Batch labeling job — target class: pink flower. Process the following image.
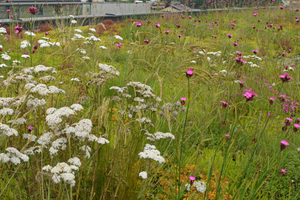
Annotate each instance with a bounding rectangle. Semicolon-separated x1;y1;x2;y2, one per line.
295;8;300;12
294;124;300;132
28;6;38;15
28;125;33;131
136;22;142;27
225;134;230;137
281;140;289;146
155;23;161;28
297;147;300;151
267;112;270;117
281;169;286;173
144;39;149;43
14;25;23;34
178;34;182;38
279;73;293;82
189;176;195;181
286;117;293;122
227;33;233;38
233;42;238;46
280;6;284;9
252;50;259;54
220;101;231;108
45;32;49;35
186;68;194;78
243;88;258;101
296;19;299;22
6;9;10;13
176;24;181;28
116;43;122;48
164;30;170;34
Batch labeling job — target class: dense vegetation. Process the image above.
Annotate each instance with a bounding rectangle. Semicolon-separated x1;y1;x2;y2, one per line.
0;3;299;199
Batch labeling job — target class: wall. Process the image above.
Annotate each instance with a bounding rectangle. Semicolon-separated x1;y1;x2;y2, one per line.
91;3;152;15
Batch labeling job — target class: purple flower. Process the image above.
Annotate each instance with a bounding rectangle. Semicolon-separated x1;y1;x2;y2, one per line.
144;39;149;43
186;68;194;78
227;33;233;38
252;50;259;54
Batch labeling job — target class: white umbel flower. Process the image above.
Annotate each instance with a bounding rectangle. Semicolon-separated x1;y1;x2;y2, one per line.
139;171;147;179
99;63;120;76
70;104;83;111
193;181;206;193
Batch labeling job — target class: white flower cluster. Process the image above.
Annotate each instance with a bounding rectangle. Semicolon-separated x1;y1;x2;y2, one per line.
109;86;127;94
33;65;55;73
136;117;153;125
50;137;67;156
114;35;123;40
24;31;36;36
42;160;80;187
145;131;175;141
76;48;86;54
127;82;161;101
1;52;11;61
0;123;18;136
74;29;82;33
246;61;260;68
20;40;31;48
193;181;206;193
80;145;91;158
207;51;221;57
0;147;29;165
27;98;46;108
0;108;13;116
37;132;53;147
139;144;165;163
86;35;101;41
25;83;65;96
99;63;120;76
46;107;76;129
7;117;26;126
242;55;262;61
71;33;84;40
139;171;147;179
0;27;7;34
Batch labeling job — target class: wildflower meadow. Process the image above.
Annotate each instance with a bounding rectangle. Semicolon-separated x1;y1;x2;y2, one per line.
0;2;300;200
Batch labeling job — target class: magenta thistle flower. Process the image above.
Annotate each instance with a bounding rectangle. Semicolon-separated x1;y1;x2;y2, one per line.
296;19;300;22
298;147;300;151
233;42;238;47
243;88;258;101
28;6;38;15
281;169;286;173
252;50;259;54
6;9;10;13
186;68;194;78
252;25;256;29
295;8;300;12
45;32;49;35
164;30;170;34
144;39;149;43
227;34;233;38
178;34;182;38
116;43;122;48
135;22;142;27
189;176;195;181
155;23;161;28
220;101;231;109
279;73;293;82
176;24;181;28
225;134;230;137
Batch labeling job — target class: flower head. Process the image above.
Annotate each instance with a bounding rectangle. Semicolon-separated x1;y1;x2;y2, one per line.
135;22;142;27
116;43;122;48
186;68;194;78
279;73;293;82
220;101;230;109
280;140;289;151
227;34;233;38
28;125;33;131
155;23;161;28
28;6;38;15
252;50;259;54
243;88;258;101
